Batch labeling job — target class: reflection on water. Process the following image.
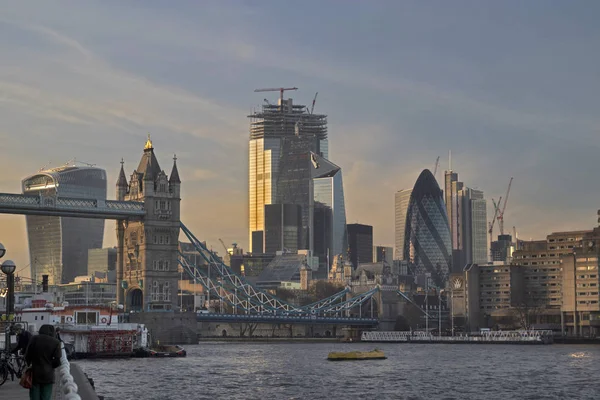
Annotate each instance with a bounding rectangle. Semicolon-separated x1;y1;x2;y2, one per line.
79;343;600;400
569;352;590;358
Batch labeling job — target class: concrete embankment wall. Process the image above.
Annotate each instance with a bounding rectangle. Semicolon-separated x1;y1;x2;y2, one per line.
129;312;197;344
197;322;342;338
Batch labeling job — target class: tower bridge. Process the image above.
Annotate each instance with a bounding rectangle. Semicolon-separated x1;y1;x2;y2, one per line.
0;137;380;327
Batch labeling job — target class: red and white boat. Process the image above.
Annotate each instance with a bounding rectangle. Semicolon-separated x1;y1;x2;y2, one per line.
14;300;149;358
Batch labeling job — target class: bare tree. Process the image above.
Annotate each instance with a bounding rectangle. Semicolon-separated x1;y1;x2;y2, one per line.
511;294;547;330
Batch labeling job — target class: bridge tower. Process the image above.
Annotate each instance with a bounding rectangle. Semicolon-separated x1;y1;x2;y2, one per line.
116;136;181;311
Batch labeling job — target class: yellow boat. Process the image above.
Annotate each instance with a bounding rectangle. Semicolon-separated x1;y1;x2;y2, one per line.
327;349;386;361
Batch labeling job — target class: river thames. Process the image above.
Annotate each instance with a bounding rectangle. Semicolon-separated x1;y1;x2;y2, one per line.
80;342;600;399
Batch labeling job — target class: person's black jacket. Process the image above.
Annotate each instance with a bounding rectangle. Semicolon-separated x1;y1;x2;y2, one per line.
25;325;62;385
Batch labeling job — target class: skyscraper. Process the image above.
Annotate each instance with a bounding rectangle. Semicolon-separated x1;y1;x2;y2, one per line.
248;97;327;253
394;189;412;260
23;164;107;284
264;204;302;253
347;224;373;268
404;169;451;288
373;246;393;265
458;187;488;265
311;152;348;269
444;165;488;270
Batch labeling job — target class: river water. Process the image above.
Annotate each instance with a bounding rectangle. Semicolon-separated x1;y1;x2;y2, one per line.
79;342;600;399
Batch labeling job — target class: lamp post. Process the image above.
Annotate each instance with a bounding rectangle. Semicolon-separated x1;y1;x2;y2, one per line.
2;260;16;317
439;289;445;337
451;289;455;337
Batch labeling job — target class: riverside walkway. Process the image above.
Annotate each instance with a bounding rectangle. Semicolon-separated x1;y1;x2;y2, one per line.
1;363;99;400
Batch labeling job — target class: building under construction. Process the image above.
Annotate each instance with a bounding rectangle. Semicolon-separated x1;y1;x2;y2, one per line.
248;94;328;254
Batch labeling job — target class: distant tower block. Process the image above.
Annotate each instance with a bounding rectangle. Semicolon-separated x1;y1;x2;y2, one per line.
116;136;182;311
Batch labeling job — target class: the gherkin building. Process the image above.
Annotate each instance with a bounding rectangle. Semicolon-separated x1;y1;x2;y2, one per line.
403;169;451;287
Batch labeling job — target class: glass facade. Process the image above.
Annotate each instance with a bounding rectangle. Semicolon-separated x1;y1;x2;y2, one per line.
87;247;117;275
249;137;280;253
23;165;107;285
60;282;116;306
264;204;302;253
394;189;412;260
347;224;373;268
404;169;451;288
311;153;348;270
458;187;488;266
248;98;327;253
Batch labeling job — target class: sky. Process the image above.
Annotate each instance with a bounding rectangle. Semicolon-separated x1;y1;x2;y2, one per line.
0;0;599;277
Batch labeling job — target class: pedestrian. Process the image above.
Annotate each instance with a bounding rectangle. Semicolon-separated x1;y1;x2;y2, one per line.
55;327;63;343
25;324;62;400
12;325;33;356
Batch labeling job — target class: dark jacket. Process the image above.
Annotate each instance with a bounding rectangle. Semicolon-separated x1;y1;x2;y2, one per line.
13;330;32;354
25;325;62;385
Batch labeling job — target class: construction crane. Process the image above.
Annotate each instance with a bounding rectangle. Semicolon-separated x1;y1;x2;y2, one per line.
218;239;231;263
254;87;298;106
488;196;502;262
497;177;514;236
310;92;318;114
488;197;502;238
433;156;440;177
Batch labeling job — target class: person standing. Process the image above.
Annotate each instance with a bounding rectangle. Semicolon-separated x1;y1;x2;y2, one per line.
25;324;62;400
13;325;33;356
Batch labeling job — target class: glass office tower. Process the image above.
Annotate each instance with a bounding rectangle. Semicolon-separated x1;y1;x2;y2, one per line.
22;164;107;284
311;152;347;268
403;169;451;288
394;189;412;260
248;97;327;253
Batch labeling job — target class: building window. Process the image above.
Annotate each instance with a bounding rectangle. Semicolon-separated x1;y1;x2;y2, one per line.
159;236;164;244
153;236;157;244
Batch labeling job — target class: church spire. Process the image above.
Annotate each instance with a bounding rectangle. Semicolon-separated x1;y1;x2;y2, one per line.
117;158;128;187
169;154;181;183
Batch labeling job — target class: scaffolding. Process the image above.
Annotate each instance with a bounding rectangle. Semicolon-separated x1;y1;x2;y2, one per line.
249;99;327;141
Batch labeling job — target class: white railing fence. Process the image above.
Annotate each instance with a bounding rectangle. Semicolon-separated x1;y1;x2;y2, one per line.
54;342;81;400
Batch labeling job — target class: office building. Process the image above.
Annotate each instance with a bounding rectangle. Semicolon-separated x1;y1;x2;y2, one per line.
87;248;117;276
404;169;452;288
456;226;600;335
373;246;393;265
23;163;107;285
347;224;373;268
394;189;412;260
444;170;459;249
264;204;302;253
311;152;348;269
491;234;513;262
458;187;488;265
248;97;327;253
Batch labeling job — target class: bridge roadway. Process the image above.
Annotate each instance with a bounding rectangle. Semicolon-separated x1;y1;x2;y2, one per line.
196;313;379;326
0;193;145;219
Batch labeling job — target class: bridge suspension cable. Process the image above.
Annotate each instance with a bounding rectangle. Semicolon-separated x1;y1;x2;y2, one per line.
179;222;381;317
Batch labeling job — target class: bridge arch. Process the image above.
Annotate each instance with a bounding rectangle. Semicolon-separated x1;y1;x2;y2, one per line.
127;288;143;312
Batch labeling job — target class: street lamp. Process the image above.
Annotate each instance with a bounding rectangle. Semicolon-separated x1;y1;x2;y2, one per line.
439;289;445;337
1;260;17;318
0;243;6;259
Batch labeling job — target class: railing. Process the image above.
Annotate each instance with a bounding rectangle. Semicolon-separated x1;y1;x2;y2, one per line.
196;313;379;325
361;330;554;343
54;342;81;400
0;192;145;219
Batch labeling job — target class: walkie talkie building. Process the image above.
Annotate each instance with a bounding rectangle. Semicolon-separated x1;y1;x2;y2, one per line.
22;164;107;285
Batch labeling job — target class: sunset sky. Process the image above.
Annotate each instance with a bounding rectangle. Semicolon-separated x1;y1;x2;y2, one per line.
1;1;599;277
